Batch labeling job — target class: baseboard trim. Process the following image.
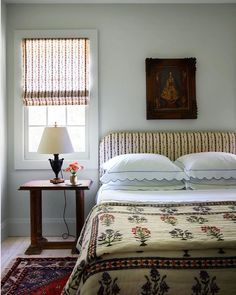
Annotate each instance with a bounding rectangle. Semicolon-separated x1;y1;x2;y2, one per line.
8;218;76;236
1;219;8;242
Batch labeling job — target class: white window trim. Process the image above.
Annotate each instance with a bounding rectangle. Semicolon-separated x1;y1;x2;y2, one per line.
14;30;98;170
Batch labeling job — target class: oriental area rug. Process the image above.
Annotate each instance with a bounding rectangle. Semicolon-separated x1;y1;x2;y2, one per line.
1;257;77;295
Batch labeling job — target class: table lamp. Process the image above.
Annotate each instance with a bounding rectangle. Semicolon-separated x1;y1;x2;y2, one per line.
37;123;74;184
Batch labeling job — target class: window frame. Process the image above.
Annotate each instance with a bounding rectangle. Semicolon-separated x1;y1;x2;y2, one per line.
14;30;98;170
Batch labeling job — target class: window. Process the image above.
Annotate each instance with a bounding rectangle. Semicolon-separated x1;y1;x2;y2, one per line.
14;30;98;169
22;37;89;160
25;105;87;159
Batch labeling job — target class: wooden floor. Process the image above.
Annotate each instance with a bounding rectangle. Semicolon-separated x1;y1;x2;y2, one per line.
1;237;79;277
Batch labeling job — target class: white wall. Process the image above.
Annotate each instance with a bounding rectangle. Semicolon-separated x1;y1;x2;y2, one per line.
6;4;236;236
1;2;8;241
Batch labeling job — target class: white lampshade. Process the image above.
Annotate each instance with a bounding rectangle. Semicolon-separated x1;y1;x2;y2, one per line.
37;126;74;154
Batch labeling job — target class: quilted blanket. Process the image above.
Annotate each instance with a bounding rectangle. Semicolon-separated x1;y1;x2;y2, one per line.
63;201;236;295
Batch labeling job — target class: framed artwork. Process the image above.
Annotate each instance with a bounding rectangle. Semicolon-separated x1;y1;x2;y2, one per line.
146;58;197;119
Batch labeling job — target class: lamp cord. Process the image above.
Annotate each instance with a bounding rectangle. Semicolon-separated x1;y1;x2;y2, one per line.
60;170;75;239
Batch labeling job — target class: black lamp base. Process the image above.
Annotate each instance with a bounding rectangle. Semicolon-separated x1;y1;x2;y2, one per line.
49;154;64;184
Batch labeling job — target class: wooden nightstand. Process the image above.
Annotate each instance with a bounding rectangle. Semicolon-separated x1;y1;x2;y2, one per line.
19;179;92;255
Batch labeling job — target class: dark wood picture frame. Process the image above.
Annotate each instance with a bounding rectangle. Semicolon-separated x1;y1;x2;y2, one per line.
146;58;197;119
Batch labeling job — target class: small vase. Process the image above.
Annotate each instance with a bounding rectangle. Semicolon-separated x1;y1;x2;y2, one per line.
70;174;78;185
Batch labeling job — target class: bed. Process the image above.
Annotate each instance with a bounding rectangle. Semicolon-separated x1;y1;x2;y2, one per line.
63;131;236;295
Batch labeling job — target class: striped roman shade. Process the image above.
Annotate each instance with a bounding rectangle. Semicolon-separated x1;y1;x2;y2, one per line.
99;131;236;176
22;38;89;106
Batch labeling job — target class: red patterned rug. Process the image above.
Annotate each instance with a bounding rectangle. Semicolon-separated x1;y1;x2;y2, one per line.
1;257;77;295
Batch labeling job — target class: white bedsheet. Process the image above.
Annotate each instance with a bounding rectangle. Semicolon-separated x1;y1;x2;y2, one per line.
96;184;236;204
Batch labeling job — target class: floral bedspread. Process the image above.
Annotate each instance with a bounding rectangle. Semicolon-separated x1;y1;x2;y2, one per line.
63;201;236;295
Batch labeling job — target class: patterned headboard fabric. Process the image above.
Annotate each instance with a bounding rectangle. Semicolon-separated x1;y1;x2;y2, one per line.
99;131;236;176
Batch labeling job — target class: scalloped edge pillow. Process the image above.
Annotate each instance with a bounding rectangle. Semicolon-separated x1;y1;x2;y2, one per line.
100;153;188;184
175;152;236;180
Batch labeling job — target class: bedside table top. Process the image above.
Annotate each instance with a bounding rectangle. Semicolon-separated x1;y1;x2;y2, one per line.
19;179;92;191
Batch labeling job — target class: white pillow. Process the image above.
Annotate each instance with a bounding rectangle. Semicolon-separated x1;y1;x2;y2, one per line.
101;181;185;191
100;153;188;184
187;178;236;185
186;182;236;190
185;176;236;190
175;152;236;180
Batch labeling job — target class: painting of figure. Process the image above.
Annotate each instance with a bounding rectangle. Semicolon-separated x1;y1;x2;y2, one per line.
146;58;197;119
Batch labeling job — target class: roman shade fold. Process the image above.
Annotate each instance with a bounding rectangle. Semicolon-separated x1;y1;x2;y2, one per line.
22;38;90;106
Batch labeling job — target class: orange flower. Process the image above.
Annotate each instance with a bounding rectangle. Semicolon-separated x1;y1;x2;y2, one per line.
65;162;84;175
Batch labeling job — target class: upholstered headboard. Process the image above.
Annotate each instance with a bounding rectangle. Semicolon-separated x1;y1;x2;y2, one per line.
99;131;236;176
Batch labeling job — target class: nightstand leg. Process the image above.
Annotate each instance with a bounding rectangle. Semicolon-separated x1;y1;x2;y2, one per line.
72;190;84;254
76;190;84;238
36;192;47;244
25;189;42;255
